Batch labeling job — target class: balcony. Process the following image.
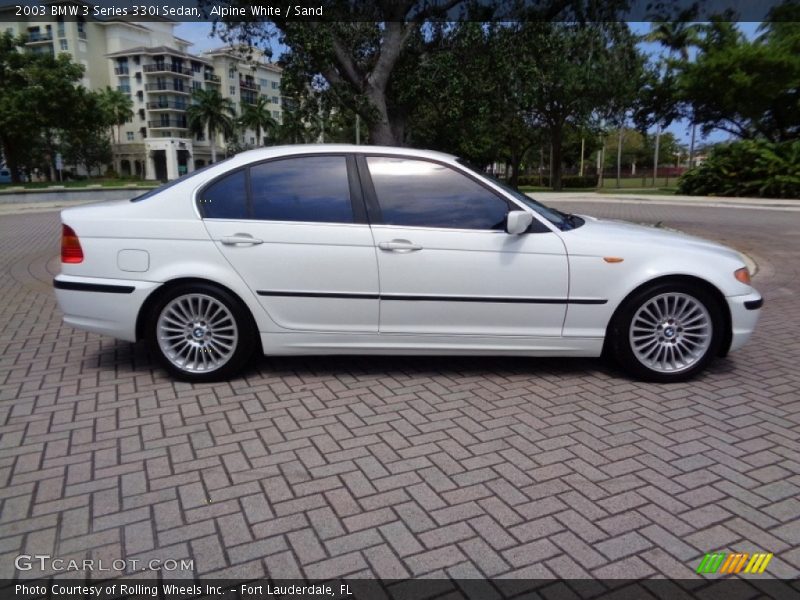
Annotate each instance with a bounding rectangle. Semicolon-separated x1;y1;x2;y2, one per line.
148;119;188;129
26;31;53;44
147;101;188;111
239;80;261;91
145;83;189;94
204;73;221;83
114;66;130;75
143;63;193;77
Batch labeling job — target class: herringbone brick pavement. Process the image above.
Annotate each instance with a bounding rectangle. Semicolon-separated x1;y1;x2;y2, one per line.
0;202;797;581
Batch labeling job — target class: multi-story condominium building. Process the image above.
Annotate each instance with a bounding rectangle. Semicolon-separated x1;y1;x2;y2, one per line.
2;14;284;180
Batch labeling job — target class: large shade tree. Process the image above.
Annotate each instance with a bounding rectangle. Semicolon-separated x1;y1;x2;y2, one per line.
211;0;632;147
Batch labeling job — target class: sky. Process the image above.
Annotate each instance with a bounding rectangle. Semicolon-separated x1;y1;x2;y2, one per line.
175;21;764;148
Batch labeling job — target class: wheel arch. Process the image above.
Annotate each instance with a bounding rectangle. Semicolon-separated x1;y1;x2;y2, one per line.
135;277;260;344
604;274;732;357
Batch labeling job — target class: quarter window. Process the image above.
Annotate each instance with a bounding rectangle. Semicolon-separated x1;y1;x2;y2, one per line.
366;157;509;230
198;169;247;219
249;156;353;223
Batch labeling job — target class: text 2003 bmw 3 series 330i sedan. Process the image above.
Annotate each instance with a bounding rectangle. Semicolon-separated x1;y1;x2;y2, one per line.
54;145;762;383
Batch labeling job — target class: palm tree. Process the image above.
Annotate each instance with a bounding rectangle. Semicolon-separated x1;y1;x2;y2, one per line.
645;23;702;167
239;96;278;147
187;89;236;163
97;86;133;144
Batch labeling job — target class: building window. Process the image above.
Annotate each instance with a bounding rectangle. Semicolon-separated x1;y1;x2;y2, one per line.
230;86;236;96
272;81;279;90
259;78;267;88
59;39;68;51
271;96;279;104
192;62;201;73
228;68;235;79
272;110;280;119
126;132;134;141
57;20;65;38
192;80;202;90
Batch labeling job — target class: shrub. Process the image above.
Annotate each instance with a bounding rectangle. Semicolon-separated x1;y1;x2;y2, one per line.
678;139;800;199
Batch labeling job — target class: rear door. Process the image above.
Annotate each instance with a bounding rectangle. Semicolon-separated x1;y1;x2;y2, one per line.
201;154;379;332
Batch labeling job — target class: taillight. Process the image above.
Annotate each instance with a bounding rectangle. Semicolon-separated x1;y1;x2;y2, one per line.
61;224;84;263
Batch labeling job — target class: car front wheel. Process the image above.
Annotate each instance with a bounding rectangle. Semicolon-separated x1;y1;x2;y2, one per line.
610;282;723;382
146;283;255;382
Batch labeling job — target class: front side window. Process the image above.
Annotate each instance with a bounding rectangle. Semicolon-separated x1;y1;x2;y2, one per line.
366;157;509;230
198;169;247;218
249;156;352;223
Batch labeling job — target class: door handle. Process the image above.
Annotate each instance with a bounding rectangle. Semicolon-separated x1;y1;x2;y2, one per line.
378;239;422;252
220;234;264;245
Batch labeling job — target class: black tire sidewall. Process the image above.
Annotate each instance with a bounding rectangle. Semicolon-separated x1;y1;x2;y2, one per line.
146;283;255;382
611;282;724;383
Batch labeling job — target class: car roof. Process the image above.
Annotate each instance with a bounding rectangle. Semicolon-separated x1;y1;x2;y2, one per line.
228;144;457;167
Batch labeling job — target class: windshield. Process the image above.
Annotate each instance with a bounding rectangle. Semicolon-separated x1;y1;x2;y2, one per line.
456;159;581;231
130;158;233;202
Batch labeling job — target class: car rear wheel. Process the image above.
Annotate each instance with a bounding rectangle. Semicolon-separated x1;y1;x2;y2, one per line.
146;283;255;382
610;282;723;382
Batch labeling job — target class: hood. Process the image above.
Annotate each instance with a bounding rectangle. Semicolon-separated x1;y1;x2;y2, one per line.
566;215;745;263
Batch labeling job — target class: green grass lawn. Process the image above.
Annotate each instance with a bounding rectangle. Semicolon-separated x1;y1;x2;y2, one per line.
0;179;159;191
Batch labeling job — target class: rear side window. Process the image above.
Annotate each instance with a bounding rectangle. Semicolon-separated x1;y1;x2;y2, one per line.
198;169;248;219
249;156;353;223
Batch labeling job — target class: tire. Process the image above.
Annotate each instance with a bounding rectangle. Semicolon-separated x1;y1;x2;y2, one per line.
146;282;256;382
608;282;724;382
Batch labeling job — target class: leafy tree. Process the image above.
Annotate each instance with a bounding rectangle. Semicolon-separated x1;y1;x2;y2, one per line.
511;22;643;189
214;0;632;148
239;96;278;146
187;88;236;162
0;32;91;182
674;13;800;142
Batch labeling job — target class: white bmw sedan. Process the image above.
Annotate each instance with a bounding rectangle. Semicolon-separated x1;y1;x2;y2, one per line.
54;145;762;383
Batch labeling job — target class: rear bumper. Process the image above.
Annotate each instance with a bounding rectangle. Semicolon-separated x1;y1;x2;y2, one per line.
54;275;158;342
726;291;763;353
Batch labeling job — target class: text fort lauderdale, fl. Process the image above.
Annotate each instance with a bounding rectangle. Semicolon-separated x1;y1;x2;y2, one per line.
211;5;323;17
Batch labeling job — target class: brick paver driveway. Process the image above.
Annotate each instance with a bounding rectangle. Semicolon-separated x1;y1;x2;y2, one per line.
0;201;798;581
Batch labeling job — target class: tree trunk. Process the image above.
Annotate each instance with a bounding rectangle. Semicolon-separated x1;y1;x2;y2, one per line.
3;142;21;184
579;137;585;176
550;124;564;191
688;122;696;168
616;129;623;188
209;126;217;163
652;125;661;187
365;89;400;146
509;150;521;189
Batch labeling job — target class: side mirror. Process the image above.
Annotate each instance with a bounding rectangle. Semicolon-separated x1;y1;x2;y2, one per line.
506;211;533;235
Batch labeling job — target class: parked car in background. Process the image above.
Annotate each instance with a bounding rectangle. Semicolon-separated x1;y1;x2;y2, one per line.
54;145;762;383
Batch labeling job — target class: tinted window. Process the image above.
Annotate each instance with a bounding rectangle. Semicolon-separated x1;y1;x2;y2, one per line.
367;157;509;230
250;156;353;223
198;169;248;218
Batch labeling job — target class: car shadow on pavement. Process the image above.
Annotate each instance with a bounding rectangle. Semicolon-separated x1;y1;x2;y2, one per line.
88;340;627;386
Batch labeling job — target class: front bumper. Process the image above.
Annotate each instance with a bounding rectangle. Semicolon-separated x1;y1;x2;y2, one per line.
54;275;159;342
726;291;763;353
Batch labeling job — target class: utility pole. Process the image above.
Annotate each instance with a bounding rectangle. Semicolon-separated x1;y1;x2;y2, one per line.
579;137;585;176
355;114;360;145
688;122;696;168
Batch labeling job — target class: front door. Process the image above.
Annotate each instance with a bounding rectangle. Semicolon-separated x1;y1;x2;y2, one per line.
201;154;379;333
361;156;569;337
